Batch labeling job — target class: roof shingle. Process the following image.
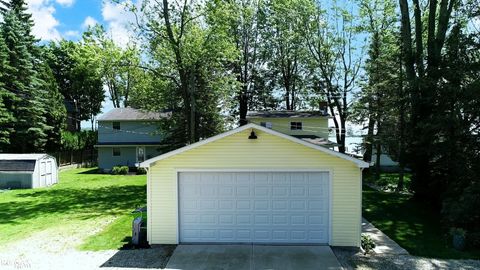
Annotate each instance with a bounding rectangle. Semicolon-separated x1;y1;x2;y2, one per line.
98;107;171;121
247;110;330;118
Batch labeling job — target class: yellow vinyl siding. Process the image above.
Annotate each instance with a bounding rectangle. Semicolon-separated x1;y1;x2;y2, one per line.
148;128;361;247
248;117;330;139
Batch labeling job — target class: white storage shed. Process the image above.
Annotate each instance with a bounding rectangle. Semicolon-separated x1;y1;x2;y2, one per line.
0;154;58;189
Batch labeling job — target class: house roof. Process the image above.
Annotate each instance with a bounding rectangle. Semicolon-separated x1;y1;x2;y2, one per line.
247;110;330;119
95;142;165;147
97;107;171;121
140;123;369;168
291;135;339;147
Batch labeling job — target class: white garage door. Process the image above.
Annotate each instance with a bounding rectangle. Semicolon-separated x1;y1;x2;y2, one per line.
179;171;330;244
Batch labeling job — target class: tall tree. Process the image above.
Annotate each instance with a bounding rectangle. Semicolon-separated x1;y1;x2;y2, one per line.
351;0;398;164
304;2;363;153
398;0;458;201
132;0;237;146
83;25;146;108
45;40;104;131
228;0;267;125
1;1;50;152
0;30;14;151
37;48;67;151
263;0;310;110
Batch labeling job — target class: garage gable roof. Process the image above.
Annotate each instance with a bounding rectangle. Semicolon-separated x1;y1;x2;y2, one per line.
140;123;369;168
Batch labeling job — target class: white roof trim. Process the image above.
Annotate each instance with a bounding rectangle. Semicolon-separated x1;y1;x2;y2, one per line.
0;153;53;161
140;123;369;168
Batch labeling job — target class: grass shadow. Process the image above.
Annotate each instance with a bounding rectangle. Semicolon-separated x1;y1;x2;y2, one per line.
78;168;104;174
1;185;146;225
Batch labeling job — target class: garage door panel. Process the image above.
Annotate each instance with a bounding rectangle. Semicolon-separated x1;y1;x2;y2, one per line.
218;186;234;196
179;172;329;244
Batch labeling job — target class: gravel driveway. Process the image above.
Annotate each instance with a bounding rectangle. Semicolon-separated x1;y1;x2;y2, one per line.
0;218;175;270
332;247;480;270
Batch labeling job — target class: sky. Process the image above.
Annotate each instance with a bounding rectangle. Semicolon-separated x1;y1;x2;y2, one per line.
27;0;135;45
25;0;138;127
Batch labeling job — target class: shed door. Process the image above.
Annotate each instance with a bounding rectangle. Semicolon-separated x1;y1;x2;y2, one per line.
178;172;329;244
40;161;46;186
46;161;52;185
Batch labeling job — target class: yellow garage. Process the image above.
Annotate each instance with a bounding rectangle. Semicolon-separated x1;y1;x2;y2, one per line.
140;123;368;247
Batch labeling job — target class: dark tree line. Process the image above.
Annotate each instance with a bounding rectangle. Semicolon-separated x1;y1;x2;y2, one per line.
0;0;105;153
353;0;480;239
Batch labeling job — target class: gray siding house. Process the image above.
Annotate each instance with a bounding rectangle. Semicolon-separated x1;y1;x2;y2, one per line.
96;107;169;171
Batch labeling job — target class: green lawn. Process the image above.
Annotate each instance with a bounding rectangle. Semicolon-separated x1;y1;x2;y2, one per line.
0;168;146;250
364;172;412;192
363;186;480;259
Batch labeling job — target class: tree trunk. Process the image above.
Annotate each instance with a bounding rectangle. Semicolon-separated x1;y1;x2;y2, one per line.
189;72;196;143
239;88;248;126
396;52;406;193
375;136;382;181
363;116;375;163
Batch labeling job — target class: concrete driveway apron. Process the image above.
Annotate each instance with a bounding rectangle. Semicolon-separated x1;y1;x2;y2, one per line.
165;245;343;270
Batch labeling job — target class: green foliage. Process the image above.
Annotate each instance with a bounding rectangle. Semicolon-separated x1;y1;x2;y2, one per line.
112;166;129;175
361;234;376;255
45;39;104;131
450;228;466;238
37;49;67;152
132;0;238;148
261;0;312;110
0;31;15;150
83;25;147;109
364;172;411;192
0;1;52;152
61;130;97;151
302;0;363;152
466;232;480;249
136;167;147;175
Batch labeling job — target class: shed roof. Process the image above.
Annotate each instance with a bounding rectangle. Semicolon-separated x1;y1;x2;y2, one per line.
98;107;171;121
247;110;330;118
0;154;50;160
0;160;36;172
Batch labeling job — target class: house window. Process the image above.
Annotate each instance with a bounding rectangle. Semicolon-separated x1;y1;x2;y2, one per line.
113;122;121;130
112;147;121;156
260;122;272;129
290;122;302;130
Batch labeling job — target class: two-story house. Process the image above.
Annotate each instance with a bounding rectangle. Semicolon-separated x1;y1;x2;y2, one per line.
96;107;170;172
246;110;337;148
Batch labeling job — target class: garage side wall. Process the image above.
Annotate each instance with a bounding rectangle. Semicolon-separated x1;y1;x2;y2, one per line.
148;129;361;247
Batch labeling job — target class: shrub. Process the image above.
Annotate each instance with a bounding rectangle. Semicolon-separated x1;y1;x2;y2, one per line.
467;232;480;248
111;166;129;175
137;167;147;175
450;228;467;251
361;234;376;255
